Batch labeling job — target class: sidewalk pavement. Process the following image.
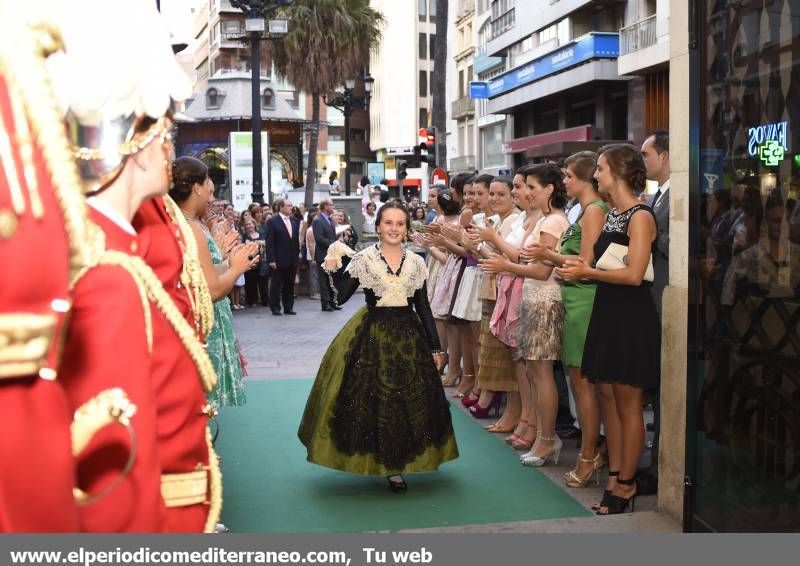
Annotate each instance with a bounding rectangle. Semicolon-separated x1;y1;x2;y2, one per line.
229;292;680;533
232;293;363;381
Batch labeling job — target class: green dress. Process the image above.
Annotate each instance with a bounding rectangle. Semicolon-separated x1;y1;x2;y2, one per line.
298;245;458;475
560;200;609;368
204;230;246;407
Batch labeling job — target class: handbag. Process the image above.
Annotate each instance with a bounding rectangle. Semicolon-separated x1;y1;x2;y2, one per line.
596;242;654;282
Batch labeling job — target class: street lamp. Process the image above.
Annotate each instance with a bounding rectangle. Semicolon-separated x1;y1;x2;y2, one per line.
230;0;293;205
323;73;373;196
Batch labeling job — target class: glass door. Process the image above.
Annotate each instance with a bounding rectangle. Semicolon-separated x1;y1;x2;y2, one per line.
688;0;800;532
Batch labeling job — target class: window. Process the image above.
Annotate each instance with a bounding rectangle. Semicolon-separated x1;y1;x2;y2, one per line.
205;87;222;108
459;69;465;98
328;128;343;142
429;0;436;18
350;162;365;175
429;34;436;60
419;71;428;97
289;90;300;108
419;108;429;128
418;0;426;20
221;19;241;34
419;33;427;59
261;88;274;109
481;122;505;167
350;128;366;142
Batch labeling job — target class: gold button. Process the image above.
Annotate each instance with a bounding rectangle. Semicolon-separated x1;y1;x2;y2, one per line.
0;209;18;239
130;241;138;253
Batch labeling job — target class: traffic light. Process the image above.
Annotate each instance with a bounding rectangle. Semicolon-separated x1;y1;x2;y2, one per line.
417;127;437;167
397;159;408;180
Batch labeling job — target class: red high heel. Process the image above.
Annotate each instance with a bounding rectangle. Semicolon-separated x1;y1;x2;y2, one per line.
461;391;480;407
469;392;502;418
504;419;528;445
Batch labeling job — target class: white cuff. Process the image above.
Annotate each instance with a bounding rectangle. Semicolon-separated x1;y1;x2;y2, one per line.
323;241;356;272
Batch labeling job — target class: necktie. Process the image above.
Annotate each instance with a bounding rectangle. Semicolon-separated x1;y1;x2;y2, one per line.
650;188;662;207
283;215;292;237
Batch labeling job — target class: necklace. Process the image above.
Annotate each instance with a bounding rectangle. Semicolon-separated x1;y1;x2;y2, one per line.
376;243;406;276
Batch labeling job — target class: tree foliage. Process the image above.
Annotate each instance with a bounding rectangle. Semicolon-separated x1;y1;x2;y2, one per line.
271;0;384;206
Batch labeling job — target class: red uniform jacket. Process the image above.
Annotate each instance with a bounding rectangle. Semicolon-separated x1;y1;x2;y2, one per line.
132;197;213;532
0;75;79;532
59;208;167;532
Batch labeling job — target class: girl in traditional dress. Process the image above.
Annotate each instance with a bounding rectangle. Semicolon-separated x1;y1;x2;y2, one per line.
298;201;458;493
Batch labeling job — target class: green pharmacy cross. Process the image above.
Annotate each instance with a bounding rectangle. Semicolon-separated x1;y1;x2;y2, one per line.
758;140;785;167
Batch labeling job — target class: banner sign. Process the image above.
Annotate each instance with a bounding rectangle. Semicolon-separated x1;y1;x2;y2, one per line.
470;81;490;99
229;131;269;211
487;32;620;98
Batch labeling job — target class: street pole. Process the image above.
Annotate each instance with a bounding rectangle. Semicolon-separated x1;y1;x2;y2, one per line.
250;32;264;204
343;103;351;196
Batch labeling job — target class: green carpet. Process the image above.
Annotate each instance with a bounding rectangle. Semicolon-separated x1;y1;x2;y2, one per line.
216;380;591;533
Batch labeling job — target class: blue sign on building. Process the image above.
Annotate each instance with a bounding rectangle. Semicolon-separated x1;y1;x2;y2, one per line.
470;81;490;99
487;32;620;98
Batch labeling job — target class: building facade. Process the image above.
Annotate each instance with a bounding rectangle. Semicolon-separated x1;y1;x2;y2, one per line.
481;0;630;168
619;0;670;143
369;0;438;193
449;0;477;174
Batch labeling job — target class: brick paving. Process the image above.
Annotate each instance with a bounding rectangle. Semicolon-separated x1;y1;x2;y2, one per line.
232;292;363;381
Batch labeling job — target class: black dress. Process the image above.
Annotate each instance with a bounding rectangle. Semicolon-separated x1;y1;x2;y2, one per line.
581;204;661;391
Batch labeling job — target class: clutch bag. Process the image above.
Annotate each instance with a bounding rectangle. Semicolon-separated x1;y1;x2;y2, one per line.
595;242;654;282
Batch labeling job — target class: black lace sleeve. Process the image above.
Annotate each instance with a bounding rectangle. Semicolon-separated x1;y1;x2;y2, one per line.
329;256;360;305
412;283;441;352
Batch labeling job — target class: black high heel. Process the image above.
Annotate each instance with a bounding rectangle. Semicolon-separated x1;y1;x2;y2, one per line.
591;470;619;511
597;477;636;515
387;475;407;494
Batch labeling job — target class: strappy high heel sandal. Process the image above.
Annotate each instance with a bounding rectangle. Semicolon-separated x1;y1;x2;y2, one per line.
452;374;475;398
591;470;619;511
504;419;528;445
563;452;602;488
511;423;537;450
596;477;636;515
441;370;460;387
520;433;563;467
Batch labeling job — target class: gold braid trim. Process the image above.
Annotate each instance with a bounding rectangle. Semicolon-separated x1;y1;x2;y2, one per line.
70;247;217;394
203;427;223;534
0;8;92;277
70;251;154;352
163;195;214;339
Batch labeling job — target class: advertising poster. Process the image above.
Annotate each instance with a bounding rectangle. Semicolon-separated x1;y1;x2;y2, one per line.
367;162;385;186
229;131;269;211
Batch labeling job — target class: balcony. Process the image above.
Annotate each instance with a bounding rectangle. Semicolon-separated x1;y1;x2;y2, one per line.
451;96;475;119
450;154;476;173
620;14;657;55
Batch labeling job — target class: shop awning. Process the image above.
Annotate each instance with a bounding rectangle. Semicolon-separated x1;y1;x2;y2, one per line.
502;125;592;154
525;140;629;159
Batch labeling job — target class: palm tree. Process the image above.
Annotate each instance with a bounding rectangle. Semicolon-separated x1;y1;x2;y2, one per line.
271;0;384;208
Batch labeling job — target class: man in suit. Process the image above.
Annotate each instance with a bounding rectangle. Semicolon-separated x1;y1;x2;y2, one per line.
311;198;341;311
266;198;301;315
640;128;670;495
642;129;670;317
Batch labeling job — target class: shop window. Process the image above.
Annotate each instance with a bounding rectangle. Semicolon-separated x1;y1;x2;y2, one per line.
419;33;427;59
688;0;800;533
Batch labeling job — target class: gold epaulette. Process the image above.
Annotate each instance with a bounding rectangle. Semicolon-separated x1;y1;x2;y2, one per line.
163;195;214;338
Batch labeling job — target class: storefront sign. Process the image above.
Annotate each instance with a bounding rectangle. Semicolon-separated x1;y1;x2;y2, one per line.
229;131;269;211
747;120;789;166
470;81;489;99
487;32;619;98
